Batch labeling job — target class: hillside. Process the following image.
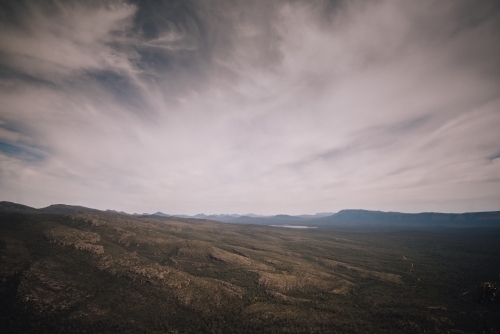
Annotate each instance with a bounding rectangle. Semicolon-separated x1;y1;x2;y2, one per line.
0;204;499;332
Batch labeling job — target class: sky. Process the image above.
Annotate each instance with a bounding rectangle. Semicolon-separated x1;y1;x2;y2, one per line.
0;0;499;215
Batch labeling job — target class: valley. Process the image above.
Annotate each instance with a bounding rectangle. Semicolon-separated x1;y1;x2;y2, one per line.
0;204;499;333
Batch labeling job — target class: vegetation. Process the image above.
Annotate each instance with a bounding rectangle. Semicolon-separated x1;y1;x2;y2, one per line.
1;210;499;333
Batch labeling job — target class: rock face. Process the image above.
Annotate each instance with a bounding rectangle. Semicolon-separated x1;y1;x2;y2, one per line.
45;227;104;255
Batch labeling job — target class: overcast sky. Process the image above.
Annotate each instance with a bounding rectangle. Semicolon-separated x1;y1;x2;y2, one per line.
0;0;499;215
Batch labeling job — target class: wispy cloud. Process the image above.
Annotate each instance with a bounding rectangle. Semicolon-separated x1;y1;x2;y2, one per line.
0;0;499;214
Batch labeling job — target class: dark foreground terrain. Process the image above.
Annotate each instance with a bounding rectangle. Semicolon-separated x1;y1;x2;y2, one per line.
0;205;499;333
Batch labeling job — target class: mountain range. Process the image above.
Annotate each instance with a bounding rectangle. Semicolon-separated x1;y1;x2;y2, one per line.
1;201;499;229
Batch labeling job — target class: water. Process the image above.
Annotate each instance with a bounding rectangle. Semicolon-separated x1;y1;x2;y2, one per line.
270;225;317;229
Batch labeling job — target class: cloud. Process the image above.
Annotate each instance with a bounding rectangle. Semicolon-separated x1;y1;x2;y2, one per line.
0;0;137;79
0;0;499;214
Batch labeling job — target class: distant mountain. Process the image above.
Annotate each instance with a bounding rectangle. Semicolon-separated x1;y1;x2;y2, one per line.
1;201;499;229
106;209;129;215
171;214;193;218
297;212;335;219
39;204;99;214
168;213;246;220
172;209;500;229
313;209;500;228
107;209;500;228
216;215;264;224
272;214;305;221
203;214;306;225
153;211;170;217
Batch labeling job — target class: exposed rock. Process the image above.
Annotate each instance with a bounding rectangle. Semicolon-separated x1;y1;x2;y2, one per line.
45;227;103;255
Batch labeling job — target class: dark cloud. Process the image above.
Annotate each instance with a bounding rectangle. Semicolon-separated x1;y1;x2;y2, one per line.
126;0;288;101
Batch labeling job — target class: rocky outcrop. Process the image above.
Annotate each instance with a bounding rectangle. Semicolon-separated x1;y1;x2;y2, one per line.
45;227;104;255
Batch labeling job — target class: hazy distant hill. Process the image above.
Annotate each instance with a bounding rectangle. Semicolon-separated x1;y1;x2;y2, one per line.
2;201;499;229
297;212;335;219
152;211;170;217
168;209;500;229
313;209;500;228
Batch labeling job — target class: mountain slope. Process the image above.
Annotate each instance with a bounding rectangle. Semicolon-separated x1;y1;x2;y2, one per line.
0;201;38;213
0;205;499;332
39;204;99;214
0;202;100;215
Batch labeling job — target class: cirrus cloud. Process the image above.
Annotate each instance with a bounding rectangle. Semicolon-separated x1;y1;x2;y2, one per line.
0;0;499;215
